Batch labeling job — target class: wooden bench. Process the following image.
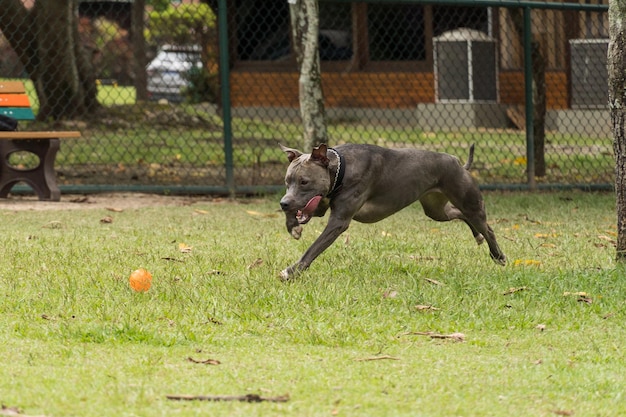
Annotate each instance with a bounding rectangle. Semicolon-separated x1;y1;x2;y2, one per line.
0;80;81;201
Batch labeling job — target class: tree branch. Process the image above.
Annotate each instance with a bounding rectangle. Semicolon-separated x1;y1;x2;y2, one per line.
166;394;290;403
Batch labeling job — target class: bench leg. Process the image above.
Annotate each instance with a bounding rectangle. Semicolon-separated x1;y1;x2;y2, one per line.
0;138;61;201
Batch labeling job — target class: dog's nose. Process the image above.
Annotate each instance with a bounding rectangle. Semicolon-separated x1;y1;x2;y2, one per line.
280;198;291;212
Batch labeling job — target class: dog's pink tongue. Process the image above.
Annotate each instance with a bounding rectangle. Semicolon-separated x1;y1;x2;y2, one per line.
302;195;322;214
296;195;322;223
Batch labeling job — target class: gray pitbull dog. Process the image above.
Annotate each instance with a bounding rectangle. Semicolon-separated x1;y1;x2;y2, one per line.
279;143;506;280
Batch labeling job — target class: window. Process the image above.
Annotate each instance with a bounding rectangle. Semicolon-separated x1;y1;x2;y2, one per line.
234;0;290;61
231;1;491;72
233;0;352;63
319;3;353;61
367;4;425;61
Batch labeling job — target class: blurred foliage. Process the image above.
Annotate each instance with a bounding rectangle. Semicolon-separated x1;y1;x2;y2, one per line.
146;3;216;46
146;0;171;13
183;65;218;104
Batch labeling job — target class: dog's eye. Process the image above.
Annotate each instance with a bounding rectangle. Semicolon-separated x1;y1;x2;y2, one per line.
300;179;309;186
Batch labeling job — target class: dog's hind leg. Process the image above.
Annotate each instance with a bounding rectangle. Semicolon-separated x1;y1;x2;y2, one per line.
463;213;506;265
420;192;506;265
419;193;485;244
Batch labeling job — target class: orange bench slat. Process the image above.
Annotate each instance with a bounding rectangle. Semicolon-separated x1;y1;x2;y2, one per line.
0;94;31;107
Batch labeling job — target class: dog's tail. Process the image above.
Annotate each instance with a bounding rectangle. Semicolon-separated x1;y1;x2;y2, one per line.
463;144;475;170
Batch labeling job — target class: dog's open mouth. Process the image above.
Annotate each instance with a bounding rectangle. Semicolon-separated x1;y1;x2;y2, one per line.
296;195;322;224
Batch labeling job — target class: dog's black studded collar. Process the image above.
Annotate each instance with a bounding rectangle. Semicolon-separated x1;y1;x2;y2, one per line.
326;148;345;198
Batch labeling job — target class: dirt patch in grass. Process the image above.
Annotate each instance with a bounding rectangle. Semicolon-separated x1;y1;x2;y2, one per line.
0;193;227;211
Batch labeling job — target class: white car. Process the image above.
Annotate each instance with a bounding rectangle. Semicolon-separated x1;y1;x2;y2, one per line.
146;45;202;102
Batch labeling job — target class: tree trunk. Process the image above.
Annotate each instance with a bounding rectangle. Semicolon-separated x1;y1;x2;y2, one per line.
0;0;37;78
0;0;99;120
608;0;626;261
132;0;148;101
71;4;99;115
509;8;547;177
531;41;547;178
289;0;328;149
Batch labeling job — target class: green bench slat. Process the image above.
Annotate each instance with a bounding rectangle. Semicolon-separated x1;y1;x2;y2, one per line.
0;107;35;120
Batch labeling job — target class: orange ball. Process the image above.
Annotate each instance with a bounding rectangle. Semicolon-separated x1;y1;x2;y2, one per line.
129;268;152;292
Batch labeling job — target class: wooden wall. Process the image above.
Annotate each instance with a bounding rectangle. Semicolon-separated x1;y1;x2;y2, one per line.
231;71;568;109
499;71;568;109
231;72;435;108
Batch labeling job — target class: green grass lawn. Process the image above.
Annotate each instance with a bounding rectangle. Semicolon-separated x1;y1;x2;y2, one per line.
0;191;624;416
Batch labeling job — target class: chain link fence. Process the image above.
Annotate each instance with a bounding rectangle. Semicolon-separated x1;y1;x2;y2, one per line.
0;0;612;196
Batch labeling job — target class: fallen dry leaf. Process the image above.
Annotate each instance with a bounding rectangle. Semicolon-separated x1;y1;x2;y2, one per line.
187;357;221;365
0;405;46;417
106;207;123;213
513;259;542;267
513;156;527;166
248;258;263;269
246;210;278;218
42;221;63;229
564;291;592;304
354;355;400;362
401;331;465;342
100;216;113;224
178;243;193;253
410;255;439;262
424;277;444;285
383;289;398;299
534;233;557;239
194;209;209;215
431;332;465;342
203;317;223;325
503;286;529;295
563;291;588;297
158;317;176;326
551;410;574;416
597;235;616;245
415;305;440;311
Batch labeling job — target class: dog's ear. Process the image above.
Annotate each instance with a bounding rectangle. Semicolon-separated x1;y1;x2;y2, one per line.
280;144;302;163
310;143;329;166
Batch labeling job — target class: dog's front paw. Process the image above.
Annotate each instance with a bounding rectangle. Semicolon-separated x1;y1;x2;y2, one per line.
279;264;302;281
491;253;507;266
279;269;291;281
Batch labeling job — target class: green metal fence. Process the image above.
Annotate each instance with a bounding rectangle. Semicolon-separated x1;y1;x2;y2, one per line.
0;0;612;196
